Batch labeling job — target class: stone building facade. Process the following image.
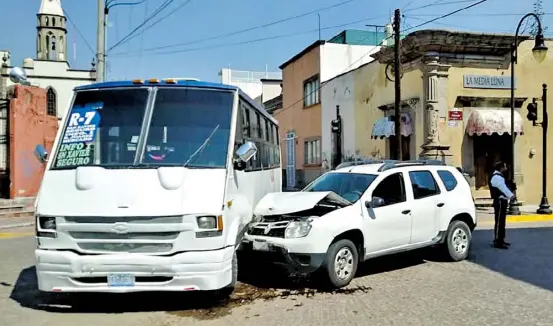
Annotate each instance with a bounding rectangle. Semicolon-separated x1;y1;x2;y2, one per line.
339;29;553;204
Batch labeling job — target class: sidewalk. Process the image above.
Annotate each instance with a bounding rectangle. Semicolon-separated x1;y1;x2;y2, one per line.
477;205;553;223
0;215;34;230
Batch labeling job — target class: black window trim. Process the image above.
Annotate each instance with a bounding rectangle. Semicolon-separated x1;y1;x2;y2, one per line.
436;169;458;192
408;170;442;200
237;96;281;173
371;171;407;207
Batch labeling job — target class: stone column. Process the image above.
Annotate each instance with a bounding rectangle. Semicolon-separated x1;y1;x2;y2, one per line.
419;52;452;162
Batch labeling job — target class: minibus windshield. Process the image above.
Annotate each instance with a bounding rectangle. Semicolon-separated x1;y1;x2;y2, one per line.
51;87;234;170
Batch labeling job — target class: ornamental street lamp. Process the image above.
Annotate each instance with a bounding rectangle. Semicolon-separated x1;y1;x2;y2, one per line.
509;13;548;215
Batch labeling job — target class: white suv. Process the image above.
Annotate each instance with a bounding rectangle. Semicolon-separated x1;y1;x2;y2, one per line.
241;160;476;289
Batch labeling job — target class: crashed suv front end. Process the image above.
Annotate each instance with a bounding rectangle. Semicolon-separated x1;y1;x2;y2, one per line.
241;191;353;274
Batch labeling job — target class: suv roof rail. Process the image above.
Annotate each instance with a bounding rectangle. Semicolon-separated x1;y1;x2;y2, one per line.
335;159;396;170
377;159;446;172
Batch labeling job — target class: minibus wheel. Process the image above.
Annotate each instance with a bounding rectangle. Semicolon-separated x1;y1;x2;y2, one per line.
212;251;238;301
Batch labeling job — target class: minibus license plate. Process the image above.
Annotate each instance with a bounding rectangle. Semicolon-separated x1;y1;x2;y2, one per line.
107;273;135;287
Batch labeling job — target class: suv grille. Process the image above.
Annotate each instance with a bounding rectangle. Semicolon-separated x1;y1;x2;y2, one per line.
248;221;289;238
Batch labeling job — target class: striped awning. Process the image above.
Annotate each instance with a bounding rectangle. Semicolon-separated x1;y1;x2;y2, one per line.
371;113;413;139
466;109;524;136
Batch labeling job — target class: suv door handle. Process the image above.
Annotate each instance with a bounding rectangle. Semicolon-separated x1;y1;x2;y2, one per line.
437;203;445;207
401;209;411;214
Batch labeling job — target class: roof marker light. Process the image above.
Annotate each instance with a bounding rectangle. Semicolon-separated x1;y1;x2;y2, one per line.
132;79;144;84
148;79;160;84
165;79;177;84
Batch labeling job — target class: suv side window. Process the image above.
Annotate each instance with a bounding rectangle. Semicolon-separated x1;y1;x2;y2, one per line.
437;170;458;191
372;172;406;206
409;170;440;199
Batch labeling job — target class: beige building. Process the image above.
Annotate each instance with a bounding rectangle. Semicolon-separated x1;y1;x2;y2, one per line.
347;29;553;205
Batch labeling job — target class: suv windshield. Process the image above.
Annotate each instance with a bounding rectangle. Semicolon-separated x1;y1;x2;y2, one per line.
303;172;377;202
51;87;234;170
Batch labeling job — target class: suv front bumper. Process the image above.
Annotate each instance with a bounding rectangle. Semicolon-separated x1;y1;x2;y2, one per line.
240;237;325;274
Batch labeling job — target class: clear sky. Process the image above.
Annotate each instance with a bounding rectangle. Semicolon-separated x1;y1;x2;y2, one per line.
1;0;551;82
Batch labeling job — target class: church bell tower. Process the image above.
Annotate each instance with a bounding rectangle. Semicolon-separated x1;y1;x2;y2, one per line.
37;0;67;61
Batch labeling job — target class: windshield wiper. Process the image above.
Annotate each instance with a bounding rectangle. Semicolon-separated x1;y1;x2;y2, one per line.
183;124;220;168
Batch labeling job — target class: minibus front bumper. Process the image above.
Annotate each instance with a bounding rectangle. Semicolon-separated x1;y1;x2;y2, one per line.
35;246;234;293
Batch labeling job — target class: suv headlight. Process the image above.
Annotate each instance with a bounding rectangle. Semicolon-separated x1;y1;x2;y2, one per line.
285;221;312;238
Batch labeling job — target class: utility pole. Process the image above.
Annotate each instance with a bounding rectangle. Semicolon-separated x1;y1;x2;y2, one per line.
331;105;343;169
96;0;106;82
393;9;402;160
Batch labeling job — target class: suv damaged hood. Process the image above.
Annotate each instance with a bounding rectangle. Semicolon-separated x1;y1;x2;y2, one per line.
254;191;351;216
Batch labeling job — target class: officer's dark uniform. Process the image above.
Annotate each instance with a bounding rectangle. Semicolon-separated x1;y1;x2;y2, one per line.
488;170;510;247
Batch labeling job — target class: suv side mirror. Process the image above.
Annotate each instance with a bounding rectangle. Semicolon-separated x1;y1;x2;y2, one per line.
365;196;385;209
235;141;257;163
34;144;48;163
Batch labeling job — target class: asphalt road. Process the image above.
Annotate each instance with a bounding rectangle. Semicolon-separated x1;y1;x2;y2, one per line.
1;214;553;326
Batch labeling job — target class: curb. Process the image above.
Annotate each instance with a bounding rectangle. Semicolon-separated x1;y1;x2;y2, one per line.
479;214;553;226
506;214;553;223
0;222;34;230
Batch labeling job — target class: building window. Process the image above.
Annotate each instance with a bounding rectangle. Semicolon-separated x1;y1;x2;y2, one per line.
303;75;320;107
46;87;57;116
304;138;321;165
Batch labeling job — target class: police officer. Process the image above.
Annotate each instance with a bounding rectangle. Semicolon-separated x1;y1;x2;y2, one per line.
488;161;514;249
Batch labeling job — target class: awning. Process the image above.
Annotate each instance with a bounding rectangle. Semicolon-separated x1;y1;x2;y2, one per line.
466;109;524;136
371;113;413;139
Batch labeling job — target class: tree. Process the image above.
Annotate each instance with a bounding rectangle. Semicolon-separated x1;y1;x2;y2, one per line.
530;0;548;37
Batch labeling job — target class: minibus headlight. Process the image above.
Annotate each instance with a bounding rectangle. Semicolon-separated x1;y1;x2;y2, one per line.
36;216;57;239
39;216;56;230
197;216;217;229
195;215;223;238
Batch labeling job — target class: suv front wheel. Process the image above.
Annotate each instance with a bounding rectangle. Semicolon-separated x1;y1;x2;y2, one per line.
443;220;471;261
321;239;359;289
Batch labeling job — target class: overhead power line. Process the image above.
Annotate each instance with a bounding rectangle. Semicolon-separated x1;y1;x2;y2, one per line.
112;0;194;50
109;15;389;57
109;0;175;52
409;12;553;17
407;0;489;29
55;0;95;55
405;14;553;36
275;0;490;116
126;0;356;54
403;0;478;13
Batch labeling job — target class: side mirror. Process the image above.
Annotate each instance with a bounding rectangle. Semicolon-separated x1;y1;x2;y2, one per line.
34;144;48;163
365;196;385;209
236;141;257;163
233;160;247;171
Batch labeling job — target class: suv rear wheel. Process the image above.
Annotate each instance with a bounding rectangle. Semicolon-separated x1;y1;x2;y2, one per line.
321;239;358;289
443;220;471;261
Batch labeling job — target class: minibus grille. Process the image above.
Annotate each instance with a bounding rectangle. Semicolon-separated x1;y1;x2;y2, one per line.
62;216;183;254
